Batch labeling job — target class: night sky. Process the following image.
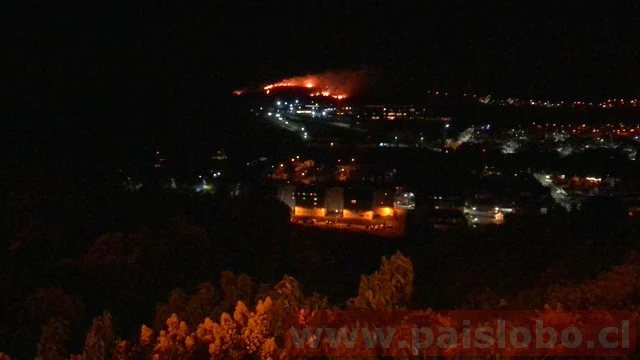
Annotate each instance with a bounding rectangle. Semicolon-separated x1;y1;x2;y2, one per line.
5;1;639;162
9;2;640;99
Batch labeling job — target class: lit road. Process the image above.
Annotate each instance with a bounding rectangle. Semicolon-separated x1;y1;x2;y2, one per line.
263;97;366;143
265;112;308;140
533;173;572;211
265;109;368;144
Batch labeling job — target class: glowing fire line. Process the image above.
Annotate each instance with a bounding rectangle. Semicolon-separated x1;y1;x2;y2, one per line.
261;79;349;100
234;70;365;100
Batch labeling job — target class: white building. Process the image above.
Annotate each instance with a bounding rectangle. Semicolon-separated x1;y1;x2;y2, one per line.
277;184;296;209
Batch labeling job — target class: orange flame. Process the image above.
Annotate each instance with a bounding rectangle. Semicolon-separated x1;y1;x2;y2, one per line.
259;70;368;100
308;91;347;100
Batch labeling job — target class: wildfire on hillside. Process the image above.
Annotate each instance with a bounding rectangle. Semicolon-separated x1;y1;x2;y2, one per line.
234;69;368;100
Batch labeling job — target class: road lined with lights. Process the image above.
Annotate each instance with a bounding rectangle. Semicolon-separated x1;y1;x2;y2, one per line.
534;173;572;211
264;99;367;142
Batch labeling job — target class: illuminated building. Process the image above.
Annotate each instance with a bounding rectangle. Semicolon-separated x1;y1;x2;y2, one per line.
362;105;422;121
359;105;451;146
463;200;505;226
361;105;450;123
343;188;374;220
395;192;416;210
212;149;228;160
294;187;325;217
431;194;464;210
373;190;396;217
277;184;296;210
325;187;344;216
335;105;354;116
373;190;395;207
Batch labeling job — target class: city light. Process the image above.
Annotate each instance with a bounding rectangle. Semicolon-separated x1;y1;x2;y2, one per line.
429;89;640;109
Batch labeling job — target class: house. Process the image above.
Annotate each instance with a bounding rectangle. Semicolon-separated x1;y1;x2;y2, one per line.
373;189;396;217
325;186;344;217
343;188;374;220
293;186;325;217
277;184;296;210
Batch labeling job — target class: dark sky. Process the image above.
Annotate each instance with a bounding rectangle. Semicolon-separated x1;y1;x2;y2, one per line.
8;1;639;103
5;0;639;159
4;0;639;170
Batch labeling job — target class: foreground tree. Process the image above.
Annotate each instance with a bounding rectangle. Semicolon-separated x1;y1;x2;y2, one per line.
348;252;413;310
35;318;69;360
139;298;277;359
70;311;114;360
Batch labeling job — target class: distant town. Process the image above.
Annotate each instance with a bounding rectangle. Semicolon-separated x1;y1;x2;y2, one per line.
115;85;640;239
8;3;640;359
